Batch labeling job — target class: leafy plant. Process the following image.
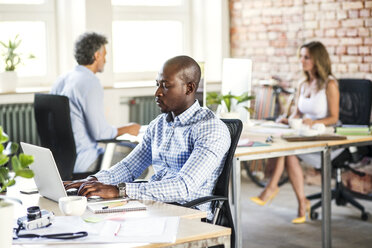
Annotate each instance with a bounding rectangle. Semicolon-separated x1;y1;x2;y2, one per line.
0;127;34;192
0;34;35;71
207;91;255;113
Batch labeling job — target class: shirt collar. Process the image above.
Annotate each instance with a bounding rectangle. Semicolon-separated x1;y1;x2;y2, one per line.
167;100;200;125
75;65;95;77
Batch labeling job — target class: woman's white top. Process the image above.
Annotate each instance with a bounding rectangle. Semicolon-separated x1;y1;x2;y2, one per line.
296;76;342;169
297;84;328;120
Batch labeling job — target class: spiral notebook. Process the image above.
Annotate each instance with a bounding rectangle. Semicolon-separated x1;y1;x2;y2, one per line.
87;200;147;214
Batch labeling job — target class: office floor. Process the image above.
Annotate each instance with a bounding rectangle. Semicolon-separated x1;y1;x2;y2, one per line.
241;171;372;248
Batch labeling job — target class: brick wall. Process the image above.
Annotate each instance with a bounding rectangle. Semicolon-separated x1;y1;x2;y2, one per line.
230;0;372;86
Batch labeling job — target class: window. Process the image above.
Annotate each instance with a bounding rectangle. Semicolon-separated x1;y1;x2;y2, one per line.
112;0;182;6
0;0;44;4
112;21;183;73
0;22;46;77
0;0;56;86
111;0;190;81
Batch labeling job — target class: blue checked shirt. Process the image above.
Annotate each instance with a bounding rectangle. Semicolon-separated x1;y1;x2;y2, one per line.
94;101;231;218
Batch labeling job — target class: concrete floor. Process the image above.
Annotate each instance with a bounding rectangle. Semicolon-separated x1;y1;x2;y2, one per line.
241;172;372;248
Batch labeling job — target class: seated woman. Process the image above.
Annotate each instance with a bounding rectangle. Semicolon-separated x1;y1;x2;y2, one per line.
250;41;340;224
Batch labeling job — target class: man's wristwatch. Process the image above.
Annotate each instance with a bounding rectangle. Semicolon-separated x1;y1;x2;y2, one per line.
116;182;127;197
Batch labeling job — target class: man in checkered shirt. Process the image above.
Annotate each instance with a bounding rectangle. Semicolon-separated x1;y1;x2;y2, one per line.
65;55;231;218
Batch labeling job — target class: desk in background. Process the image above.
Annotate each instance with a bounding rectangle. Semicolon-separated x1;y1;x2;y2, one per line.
231;123;372;248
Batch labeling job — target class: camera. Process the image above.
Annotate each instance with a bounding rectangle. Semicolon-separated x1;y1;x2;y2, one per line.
17;206;54;230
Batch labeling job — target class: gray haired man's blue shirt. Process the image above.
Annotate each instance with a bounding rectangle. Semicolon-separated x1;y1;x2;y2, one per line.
51;65;117;172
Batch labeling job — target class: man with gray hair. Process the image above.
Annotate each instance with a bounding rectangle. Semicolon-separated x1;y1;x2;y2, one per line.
51;32;140;173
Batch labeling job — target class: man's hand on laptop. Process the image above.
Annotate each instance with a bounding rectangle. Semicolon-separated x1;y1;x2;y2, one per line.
63;177;97;189
77;181;119;199
118;123;141;136
64;177;119;198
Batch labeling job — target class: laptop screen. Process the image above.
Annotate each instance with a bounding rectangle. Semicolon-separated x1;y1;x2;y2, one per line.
20;142;67;202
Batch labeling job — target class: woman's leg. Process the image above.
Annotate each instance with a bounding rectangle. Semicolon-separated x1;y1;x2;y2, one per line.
258;157;285;201
285;155;309;217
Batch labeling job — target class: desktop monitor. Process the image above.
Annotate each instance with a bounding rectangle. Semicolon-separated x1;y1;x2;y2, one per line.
221;58;252;122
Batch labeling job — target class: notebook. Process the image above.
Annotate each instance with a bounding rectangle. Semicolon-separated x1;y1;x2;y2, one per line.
87;200;147;214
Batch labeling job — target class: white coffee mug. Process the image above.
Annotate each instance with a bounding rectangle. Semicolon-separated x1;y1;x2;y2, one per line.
289;118;302;130
58;196;87;216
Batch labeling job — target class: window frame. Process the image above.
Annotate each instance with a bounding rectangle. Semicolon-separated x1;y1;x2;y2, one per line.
0;0;57;87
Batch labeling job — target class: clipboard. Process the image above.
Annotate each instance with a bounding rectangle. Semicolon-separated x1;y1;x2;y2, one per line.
282;134;347;142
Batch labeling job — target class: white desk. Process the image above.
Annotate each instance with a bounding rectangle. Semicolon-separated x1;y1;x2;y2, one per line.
7;180;231;248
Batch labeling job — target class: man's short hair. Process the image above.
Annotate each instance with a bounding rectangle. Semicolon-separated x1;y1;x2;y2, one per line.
165;55;201;91
74;32;108;65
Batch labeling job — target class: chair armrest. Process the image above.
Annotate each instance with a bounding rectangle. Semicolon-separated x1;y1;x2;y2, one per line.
181;195;227;208
97;138;120;144
97;139;138;149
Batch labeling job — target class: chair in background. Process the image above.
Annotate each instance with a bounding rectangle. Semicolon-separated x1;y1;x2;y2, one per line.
181;119;243;248
244;83;295;188
307;78;372;221
33;93;99;180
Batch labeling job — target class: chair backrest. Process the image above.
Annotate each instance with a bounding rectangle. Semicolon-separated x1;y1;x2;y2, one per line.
252;84;295;120
213;118;243;247
33;93;77;181
339;79;372;125
215;119;243;196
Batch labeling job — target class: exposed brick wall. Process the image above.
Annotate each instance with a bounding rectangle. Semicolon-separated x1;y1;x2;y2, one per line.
230;0;372;86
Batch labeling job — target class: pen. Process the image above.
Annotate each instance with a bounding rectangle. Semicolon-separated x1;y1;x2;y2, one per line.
114;223;121;236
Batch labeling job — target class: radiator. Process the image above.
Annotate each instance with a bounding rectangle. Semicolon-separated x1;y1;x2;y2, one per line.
127;96;161;125
0;103;40;145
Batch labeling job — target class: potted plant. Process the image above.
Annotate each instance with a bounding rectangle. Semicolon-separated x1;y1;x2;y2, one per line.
207;91;255;119
0;34;35;92
0;126;34;248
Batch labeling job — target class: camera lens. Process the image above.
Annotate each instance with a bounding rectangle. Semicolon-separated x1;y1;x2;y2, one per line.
27;206;41;220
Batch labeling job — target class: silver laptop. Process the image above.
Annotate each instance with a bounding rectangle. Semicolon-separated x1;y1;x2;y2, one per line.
20;142;68;202
20;142;120;203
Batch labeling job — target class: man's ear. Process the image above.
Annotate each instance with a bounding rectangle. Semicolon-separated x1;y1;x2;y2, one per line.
185;82;196;95
93;51;100;62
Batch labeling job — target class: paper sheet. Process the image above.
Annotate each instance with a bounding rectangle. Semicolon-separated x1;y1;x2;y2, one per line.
247;127;295;135
13;216;179;244
259;121;290;129
99;217;178;243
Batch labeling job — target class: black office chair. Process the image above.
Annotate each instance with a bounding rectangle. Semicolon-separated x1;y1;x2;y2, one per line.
181;119;242;248
33;93;98;180
307;79;372;221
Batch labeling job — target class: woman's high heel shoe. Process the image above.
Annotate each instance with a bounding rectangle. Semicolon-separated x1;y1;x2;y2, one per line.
250;188;280;206
292;200;311;224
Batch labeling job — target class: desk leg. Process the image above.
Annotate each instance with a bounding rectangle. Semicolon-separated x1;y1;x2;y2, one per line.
232;157;241;248
100;143;117;171
321;147;331;248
